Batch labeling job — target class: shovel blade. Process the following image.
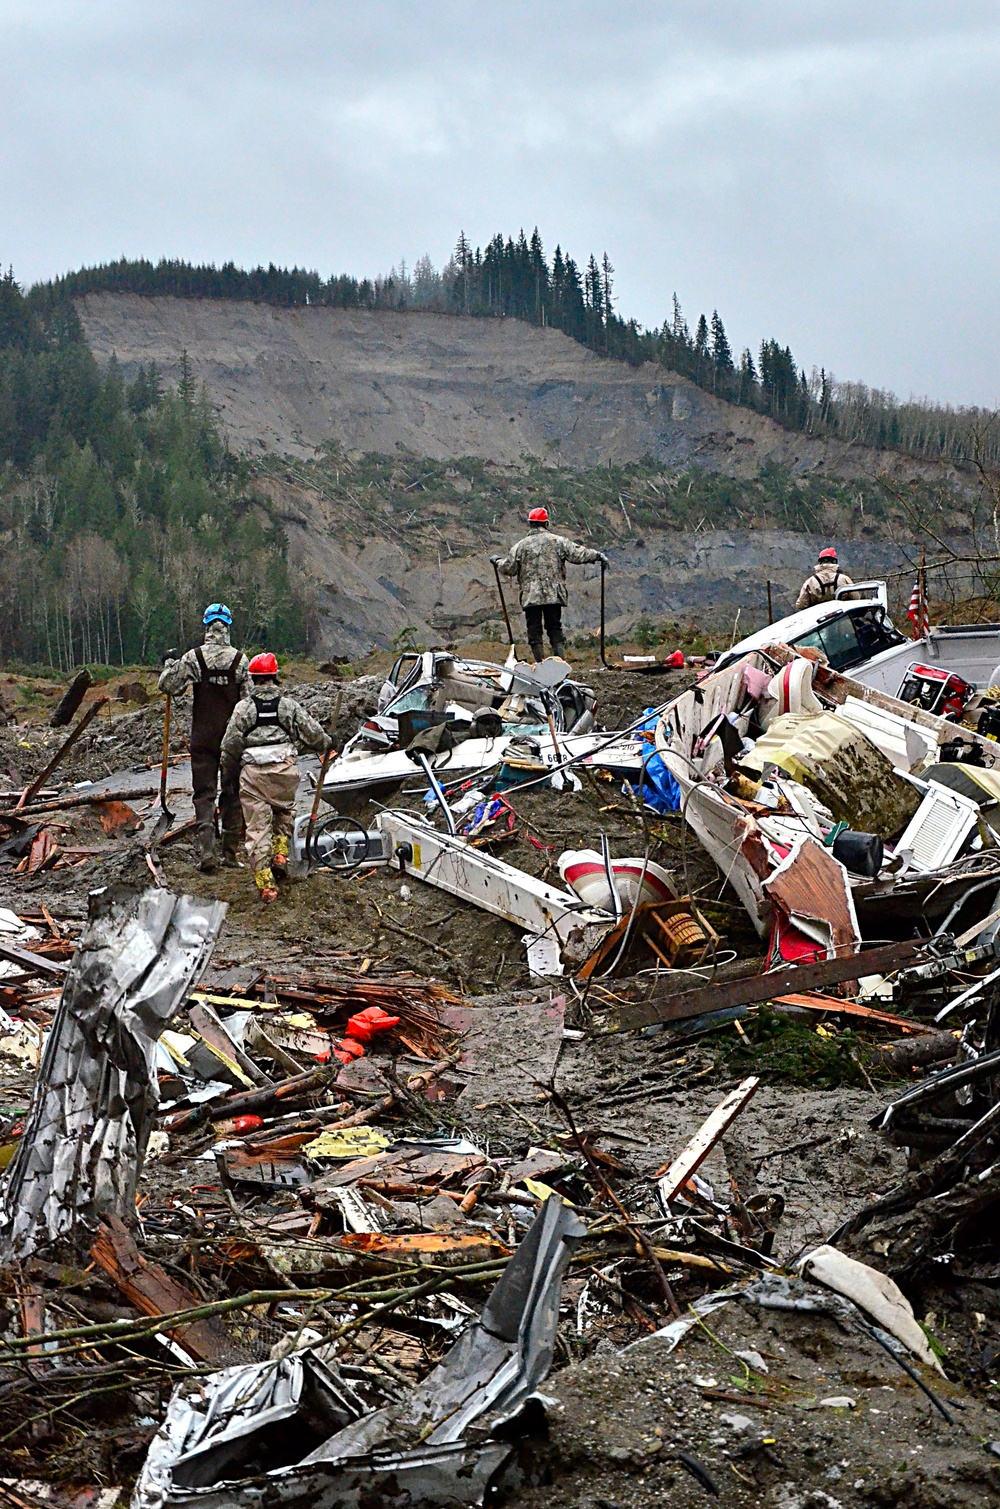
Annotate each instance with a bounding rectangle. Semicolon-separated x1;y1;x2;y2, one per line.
148;806;175;848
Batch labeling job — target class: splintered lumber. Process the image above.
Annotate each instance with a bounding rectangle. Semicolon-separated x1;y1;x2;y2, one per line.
603;940;922;1032
90;1216;251;1366
49;669;93;728
16;697;110;810
772;992;930;1035
656;1076;760;1201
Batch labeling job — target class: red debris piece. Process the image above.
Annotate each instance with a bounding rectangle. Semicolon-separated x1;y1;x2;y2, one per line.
346;1006;402;1043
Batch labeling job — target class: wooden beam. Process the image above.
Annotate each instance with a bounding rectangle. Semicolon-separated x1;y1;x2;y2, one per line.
0;941;68;978
599;939;922;1033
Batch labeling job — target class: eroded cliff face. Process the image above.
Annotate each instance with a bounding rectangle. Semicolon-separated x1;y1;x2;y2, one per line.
76;294;929;656
78;293;931;478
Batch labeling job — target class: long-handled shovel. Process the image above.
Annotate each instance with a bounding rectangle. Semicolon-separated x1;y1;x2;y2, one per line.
148;694;175;849
491;560;517;650
304;739;338;869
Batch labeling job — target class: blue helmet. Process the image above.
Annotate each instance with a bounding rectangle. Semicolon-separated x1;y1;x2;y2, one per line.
203;603;232;627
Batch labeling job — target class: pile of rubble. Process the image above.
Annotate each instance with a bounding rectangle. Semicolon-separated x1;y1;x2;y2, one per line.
2;628;1000;1507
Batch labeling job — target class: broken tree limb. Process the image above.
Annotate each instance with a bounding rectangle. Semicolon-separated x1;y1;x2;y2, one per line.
656;1076;760;1200
90;1216;252;1366
832;1095;1000;1248
49;669;93;728
15;697;110;810
600;940;923;1032
874;1031;959;1074
161;1063;337;1131
13;784;161;816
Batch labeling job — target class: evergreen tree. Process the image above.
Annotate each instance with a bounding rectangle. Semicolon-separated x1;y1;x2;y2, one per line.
710;310;734;394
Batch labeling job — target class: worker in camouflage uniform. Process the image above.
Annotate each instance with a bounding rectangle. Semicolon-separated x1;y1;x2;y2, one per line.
219;653;333;903
158;603;249;873
795;547;854;611
492;508;607;662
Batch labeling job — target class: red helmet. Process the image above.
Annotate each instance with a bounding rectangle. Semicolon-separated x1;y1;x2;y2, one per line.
817;547;838;562
528;507;549;524
248;652;278;677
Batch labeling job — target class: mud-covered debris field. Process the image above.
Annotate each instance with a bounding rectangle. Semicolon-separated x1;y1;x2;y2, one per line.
1;647;999;1509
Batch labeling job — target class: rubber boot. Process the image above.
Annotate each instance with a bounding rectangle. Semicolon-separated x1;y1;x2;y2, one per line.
220;832;242;869
549;633;566;661
272;833;290;880
529;642;545;665
195;824;218;875
254;867;278;903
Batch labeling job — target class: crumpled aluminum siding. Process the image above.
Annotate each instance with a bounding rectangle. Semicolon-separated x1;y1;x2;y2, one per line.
132;1195;586;1509
0;885;226;1259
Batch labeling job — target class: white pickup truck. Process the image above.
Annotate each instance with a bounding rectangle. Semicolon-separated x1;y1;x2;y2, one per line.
713;581;1000;696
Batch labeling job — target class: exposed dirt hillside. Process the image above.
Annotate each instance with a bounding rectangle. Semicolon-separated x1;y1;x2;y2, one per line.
76;295;948;657
262;467;916;658
78;293;939;481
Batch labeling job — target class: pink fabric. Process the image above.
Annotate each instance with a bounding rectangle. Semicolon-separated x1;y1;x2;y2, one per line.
742;665;773;701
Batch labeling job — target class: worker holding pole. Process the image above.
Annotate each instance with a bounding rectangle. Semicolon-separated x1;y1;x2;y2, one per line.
158;604;249;873
491;508;607;663
219;653;334;904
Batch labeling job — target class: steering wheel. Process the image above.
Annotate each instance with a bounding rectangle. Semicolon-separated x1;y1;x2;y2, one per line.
305;813;371;872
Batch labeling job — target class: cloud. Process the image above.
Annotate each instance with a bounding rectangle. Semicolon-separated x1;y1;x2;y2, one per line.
2;0;998;404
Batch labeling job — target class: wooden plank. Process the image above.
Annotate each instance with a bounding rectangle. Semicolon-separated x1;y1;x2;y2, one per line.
655;1076;760;1198
90;1216;251;1366
0;941;68;978
602;940;922;1033
188;1000;273;1088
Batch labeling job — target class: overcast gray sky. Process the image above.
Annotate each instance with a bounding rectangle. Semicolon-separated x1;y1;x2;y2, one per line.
3;1;997;406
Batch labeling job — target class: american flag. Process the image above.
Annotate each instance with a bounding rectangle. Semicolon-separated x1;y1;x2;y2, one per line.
908;574;929;639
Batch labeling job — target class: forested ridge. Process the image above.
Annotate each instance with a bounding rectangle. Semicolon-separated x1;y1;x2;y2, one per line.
49;229;1000;466
0;269;305;670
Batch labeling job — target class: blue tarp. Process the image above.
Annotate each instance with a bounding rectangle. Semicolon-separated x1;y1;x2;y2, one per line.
628;708;681;813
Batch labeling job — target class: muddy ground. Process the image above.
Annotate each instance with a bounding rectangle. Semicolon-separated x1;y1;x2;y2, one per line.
1;658;999;1508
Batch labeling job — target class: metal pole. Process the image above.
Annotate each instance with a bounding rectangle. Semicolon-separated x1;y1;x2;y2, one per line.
766;580;774;625
414;752;458;835
599;560;611;670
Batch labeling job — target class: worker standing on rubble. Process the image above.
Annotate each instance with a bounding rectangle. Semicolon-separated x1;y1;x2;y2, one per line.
158;604;249;874
219;653;333;904
491;508;607;663
794;547;854;611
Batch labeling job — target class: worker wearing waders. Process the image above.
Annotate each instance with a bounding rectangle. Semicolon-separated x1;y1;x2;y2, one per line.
158;604;249;873
492;508;607;663
795;547;854;611
219;653;333;903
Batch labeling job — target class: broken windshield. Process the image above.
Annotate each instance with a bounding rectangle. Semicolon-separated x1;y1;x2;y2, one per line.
791;606;904;671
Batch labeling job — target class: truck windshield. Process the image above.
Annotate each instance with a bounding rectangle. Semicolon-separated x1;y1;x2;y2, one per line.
791;607;904;671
